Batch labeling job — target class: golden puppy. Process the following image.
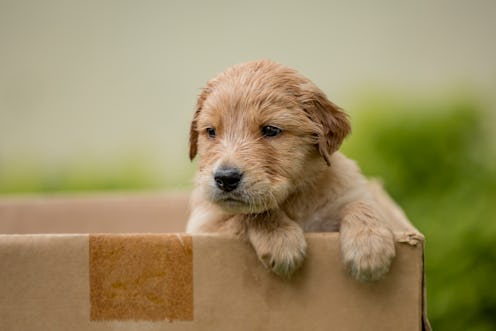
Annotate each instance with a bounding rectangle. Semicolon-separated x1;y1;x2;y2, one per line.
186;60;395;281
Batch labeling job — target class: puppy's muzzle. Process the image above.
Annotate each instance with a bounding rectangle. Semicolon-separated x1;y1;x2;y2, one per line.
214;167;243;192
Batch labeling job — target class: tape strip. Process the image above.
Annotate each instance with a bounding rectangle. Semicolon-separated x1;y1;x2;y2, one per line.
89;234;193;321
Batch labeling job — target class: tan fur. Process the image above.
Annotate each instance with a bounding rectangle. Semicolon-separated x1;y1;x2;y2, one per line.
187;60;395;281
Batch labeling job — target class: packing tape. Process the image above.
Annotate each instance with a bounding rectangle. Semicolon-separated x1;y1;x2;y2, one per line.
89;234;193;321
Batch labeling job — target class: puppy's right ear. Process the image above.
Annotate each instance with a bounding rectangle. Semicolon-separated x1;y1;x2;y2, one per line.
298;83;351;165
189;87;210;160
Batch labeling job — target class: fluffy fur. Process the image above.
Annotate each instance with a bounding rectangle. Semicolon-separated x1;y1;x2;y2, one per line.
186;60;395;281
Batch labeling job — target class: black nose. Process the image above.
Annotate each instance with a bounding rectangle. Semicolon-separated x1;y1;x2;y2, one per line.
214;167;243;192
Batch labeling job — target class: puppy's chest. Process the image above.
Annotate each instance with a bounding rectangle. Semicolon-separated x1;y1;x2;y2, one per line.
287;203;341;233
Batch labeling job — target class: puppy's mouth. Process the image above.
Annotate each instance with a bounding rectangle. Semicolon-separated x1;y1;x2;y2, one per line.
213;192;247;207
212;192;263;214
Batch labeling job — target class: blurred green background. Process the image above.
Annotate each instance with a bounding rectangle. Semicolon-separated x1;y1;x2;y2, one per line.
1;1;495;330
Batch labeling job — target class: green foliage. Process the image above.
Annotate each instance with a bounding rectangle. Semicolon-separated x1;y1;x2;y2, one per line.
342;94;496;331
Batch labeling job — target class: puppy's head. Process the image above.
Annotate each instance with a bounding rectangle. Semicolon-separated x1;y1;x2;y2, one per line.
190;60;350;214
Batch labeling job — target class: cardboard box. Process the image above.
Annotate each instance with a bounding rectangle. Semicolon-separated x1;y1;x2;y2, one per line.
0;183;430;330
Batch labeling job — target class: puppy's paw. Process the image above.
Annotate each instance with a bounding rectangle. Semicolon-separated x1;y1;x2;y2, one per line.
248;223;307;278
341;226;395;282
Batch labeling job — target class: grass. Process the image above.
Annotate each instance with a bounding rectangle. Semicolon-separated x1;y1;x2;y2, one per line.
0;156;195;194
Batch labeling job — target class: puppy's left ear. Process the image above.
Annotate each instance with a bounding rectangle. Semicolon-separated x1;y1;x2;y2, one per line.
299;83;351;165
189;87;211;160
189;109;200;160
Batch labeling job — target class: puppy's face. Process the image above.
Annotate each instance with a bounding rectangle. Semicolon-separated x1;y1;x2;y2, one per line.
190;61;350;214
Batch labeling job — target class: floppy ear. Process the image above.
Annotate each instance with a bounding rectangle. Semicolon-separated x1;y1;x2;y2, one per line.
189;87;211;160
298;83;351;165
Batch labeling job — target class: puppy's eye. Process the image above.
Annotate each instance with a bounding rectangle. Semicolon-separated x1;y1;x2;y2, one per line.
206;127;216;138
261;125;282;138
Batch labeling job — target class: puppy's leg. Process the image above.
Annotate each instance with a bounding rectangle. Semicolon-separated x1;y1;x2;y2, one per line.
246;211;307;277
340;200;395;282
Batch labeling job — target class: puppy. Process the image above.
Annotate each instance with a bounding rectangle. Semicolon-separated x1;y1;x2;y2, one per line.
186;60;395;281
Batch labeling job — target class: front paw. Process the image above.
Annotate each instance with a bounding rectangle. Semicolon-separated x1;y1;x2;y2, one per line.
341;227;396;282
248;222;307;277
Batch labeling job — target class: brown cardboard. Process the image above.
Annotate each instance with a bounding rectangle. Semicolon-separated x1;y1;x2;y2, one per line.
0;183;430;331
